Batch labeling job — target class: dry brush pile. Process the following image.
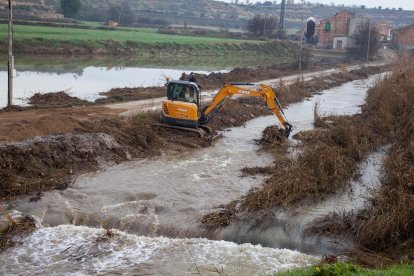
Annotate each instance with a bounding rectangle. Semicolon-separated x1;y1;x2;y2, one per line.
0;206;36;252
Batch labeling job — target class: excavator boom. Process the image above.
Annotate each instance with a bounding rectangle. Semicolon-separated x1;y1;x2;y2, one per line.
200;83;292;137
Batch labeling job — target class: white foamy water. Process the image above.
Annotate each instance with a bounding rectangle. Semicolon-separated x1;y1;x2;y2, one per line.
0;225;318;275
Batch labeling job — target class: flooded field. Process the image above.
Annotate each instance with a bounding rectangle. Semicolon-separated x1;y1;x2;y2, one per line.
0;74;386;274
0;55;280;107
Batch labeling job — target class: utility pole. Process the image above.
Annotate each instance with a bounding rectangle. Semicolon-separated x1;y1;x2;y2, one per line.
299;17;304;71
8;0;13;107
366;20;372;61
279;0;286;39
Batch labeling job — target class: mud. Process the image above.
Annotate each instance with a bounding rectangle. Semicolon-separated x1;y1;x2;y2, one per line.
0;133;127;198
95;87;165;104
28;91;91;107
0;106;124;142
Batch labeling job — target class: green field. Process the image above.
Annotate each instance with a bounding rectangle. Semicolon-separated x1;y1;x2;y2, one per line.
0;24;259;45
0;24;297;59
278;263;414;276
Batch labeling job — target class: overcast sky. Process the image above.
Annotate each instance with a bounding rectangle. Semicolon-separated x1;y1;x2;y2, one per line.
219;0;414;11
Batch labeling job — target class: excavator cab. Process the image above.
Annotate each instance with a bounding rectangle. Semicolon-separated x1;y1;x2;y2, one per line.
161;80;203;130
167;81;200;106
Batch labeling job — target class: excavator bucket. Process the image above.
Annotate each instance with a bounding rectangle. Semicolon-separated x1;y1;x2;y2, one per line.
284;122;293;138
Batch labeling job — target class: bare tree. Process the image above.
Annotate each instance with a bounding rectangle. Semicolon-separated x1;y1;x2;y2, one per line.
109;1;135;26
348;20;380;60
246;14;278;38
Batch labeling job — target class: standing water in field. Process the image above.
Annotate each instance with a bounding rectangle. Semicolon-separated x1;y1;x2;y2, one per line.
0;54;279;108
1;74;385;274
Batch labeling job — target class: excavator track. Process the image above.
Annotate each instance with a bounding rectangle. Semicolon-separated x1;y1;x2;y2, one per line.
153;123;206;138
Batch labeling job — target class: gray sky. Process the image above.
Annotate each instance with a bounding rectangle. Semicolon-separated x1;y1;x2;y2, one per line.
219;0;414;11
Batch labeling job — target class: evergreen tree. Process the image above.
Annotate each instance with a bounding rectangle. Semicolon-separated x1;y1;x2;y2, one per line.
60;0;81;18
348;20;380;60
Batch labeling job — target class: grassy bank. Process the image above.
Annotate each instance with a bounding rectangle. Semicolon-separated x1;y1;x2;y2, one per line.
0;24;297;57
278;263;414;276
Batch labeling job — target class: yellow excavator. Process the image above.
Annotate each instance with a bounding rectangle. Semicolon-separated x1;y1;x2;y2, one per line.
158;76;292;138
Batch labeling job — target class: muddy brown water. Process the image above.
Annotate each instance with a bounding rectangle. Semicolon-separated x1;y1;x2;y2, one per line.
1;74;387;275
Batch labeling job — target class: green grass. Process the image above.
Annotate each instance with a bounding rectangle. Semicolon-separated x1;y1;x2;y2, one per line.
278;263;414;276
0;24;260;45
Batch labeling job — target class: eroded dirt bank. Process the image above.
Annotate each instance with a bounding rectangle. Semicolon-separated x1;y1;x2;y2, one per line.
201;61;413;266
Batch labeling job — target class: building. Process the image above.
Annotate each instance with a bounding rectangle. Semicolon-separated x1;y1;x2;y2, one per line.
378;22;393;42
391;24;414;49
287;0;295;5
317;11;354;49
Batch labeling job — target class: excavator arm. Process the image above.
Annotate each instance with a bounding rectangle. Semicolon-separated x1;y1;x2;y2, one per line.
199;83;293;137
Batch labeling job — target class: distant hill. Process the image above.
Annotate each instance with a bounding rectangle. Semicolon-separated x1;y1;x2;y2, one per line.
1;0;414;29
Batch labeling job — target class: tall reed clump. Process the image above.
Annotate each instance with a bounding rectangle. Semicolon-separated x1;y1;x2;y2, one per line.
308;60;414;263
352;61;414;259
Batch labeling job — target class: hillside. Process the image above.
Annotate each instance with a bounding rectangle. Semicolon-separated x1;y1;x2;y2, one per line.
1;0;414;29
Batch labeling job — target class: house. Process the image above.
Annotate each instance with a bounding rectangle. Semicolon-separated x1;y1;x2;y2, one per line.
378;22;393;42
317;11;354;49
391;24;414;49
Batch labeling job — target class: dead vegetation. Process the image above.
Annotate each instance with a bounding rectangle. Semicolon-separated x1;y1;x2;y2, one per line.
308;62;414;265
0;206;36;251
244;116;379;209
256;125;287;148
28;91;91;107
201;114;382;228
95;86;165;104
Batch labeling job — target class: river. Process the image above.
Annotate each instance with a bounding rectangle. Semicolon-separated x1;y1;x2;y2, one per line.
0;74;386;275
